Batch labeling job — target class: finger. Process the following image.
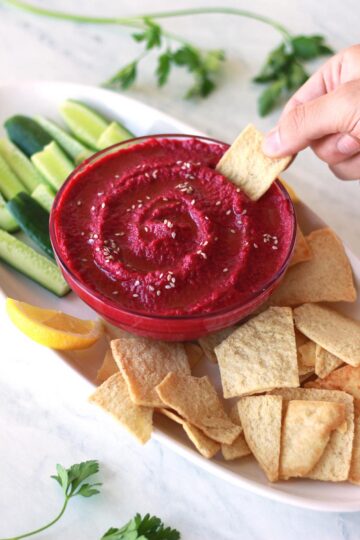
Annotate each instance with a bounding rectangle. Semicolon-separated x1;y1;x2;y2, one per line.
280;45;360;119
329;152;360;180
311;133;360;165
262;80;360;157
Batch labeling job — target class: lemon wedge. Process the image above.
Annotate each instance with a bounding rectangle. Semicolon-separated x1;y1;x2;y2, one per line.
6;298;103;350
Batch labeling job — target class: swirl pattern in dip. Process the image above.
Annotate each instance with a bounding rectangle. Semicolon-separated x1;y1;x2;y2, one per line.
53;137;294;316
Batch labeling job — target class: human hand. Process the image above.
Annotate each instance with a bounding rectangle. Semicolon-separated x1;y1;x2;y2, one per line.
262;44;360;180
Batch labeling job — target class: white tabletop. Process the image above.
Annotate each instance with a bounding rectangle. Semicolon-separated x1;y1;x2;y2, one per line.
0;1;360;538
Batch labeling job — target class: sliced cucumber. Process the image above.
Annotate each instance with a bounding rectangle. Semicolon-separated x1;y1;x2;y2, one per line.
35;115;93;163
0;154;25;199
96;121;134;149
59;100;108;150
0;137;44;191
0;193;18;232
32;183;55;212
31;141;73;191
0;230;70;296
7;192;54;259
5;115;52;157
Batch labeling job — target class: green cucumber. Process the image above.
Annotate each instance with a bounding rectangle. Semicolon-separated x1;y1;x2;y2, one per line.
59;100;108;150
5;115;52;157
31;141;73;191
0;229;70;296
97;121;134;149
0;154;25;199
32;183;55;212
0;137;44;191
7;192;54;259
35;115;93;163
0;193;18;232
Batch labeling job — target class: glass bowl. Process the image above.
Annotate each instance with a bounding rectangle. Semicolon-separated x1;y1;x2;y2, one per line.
50;134;296;341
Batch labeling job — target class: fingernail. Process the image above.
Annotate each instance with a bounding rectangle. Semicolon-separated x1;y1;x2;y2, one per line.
262;128;282;156
336;134;360;156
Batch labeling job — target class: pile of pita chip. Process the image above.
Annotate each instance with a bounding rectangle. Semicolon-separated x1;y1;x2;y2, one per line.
89;123;360;486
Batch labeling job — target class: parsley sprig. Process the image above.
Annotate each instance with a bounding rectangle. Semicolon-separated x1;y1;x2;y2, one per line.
2;1;333;115
102;513;180;540
0;460;180;540
0;460;101;540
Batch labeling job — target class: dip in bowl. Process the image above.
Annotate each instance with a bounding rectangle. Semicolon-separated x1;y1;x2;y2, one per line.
50;134;296;340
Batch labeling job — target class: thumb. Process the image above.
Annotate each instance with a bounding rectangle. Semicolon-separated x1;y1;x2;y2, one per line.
262;80;360;157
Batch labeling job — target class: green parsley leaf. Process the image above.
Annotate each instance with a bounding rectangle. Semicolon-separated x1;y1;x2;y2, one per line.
172;45;201;71
286;61;309;90
258;78;286;117
253;43;291;83
133;18;162;50
156;51;172;86
101;513;180;540
107;62;138;89
291;34;334;60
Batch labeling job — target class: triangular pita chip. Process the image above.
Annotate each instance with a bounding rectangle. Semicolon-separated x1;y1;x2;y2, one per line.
198;326;236;363
183;422;220;459
216;124;292;201
89;372;153;444
155;373;241;444
237;395;282;482
97;349;119;384
289;226;312;267
349;399;360;485
269;387;354;481
305;364;360;398
315;345;343;379
157;408;185;425
215;307;299;397
270;228;356;306
184;342;204;369
221;402;251;461
280;400;346;479
294;303;360;367
111;337;190;407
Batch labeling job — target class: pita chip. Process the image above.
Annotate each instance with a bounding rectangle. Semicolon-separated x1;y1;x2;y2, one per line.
294;303;360;367
156;373;241;444
215;307;299;397
216;124;292;201
238;395;283;482
222;402;251;461
183;422;221;459
111;337;190;407
305;364;360;398
289;226;312;267
184;342;204;369
270;228;356;306
97;349;119;384
280;400;346;479
349;400;360;485
89;372;153;444
269;387;354;481
315;345;343;379
198;326;236;363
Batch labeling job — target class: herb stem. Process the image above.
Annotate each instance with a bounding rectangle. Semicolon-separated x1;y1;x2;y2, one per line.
2;0;292;41
0;498;69;540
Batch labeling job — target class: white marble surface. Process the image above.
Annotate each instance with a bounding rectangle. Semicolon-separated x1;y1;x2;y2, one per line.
0;0;360;538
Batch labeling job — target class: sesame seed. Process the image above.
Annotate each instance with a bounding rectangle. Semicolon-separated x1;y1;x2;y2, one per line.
126;208;131;212
253;243;258;248
171;232;176;239
81;232;85;236
272;245;278;250
132;204;136;210
230;229;236;234
146;195;151;200
157;290;161;296
134;280;140;286
191;199;196;205
149;285;155;292
91;206;95;211
77;200;82;206
167;222;173;228
93;234;98;239
137;199;142;203
242;209;247;215
144;226;149;232
171;277;176;283
215;237;219;241
81;258;87;262
226;209;231;215
223;268;229;272
205;216;209;221
95;247;100;252
202;240;209;246
97;192;104;196
163;197;168;202
167;274;172;281
215;200;221;206
133;293;139;298
236;188;241;193
138;203;143;208
159;273;164;278
115;174;120;178
101;202;106;209
115;232;125;236
165;284;172;289
112;291;119;295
